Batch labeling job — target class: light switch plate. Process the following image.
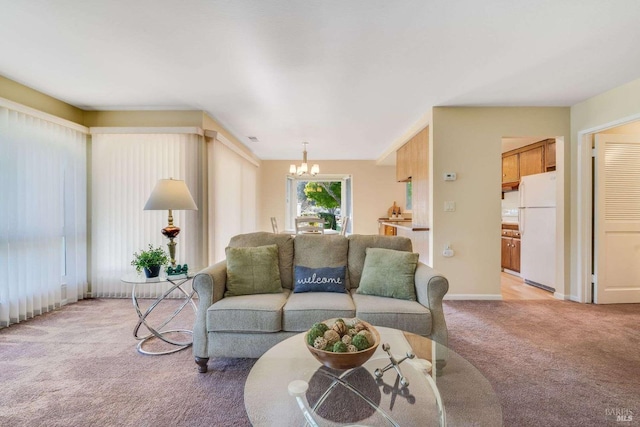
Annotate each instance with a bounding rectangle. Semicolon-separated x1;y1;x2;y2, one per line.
444;172;457;181
444;201;456;212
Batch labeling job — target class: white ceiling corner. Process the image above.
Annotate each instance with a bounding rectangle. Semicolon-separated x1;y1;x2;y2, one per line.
1;0;640;161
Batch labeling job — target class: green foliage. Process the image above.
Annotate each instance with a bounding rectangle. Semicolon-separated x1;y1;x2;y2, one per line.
317;212;336;229
131;244;169;273
304;182;341;212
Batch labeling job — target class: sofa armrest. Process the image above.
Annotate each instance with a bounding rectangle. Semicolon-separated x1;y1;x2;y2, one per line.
192;260;227;360
414;262;449;349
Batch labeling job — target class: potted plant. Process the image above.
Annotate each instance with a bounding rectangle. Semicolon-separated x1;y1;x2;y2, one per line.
131;244;169;278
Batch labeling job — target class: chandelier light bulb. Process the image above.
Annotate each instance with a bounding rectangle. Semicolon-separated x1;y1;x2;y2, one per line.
289;142;320;176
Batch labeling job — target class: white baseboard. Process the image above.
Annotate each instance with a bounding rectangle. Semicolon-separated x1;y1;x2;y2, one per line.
444;294;503;300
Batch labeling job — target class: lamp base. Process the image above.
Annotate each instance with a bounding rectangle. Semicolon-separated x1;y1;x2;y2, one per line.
161;225;180;239
162;226;180;267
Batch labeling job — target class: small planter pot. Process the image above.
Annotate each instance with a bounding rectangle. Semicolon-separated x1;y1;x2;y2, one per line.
144;265;161;278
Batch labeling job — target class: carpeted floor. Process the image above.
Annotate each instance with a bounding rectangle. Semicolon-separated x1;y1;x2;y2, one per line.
0;298;638;426
444;300;639;427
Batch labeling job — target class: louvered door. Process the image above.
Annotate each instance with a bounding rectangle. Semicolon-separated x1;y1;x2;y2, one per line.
594;134;640;303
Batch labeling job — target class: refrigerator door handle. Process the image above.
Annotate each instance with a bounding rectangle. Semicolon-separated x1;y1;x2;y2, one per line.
519;179;525;236
520;208;525;236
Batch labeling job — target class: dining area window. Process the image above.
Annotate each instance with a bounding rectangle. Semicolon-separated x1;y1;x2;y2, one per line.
285;174;352;234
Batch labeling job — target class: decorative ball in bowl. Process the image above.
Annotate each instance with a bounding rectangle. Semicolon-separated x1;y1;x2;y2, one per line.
305;318;380;370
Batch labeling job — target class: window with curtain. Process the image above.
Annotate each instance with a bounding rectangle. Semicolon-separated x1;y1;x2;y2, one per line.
210;139;258;263
91;132;206;298
0;105;87;327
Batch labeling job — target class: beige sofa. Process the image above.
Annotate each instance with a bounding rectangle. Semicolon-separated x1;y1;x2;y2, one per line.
192;232;449;373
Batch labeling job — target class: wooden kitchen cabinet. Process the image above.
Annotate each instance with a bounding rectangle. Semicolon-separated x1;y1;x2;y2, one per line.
395;126;428;229
502;154;519;184
501;229;521;272
396;141;412;182
545;140;556;170
519;146;545;177
383;225;397;236
502;139;555;190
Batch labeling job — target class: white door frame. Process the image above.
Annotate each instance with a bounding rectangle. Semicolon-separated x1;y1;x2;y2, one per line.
577;112;640;303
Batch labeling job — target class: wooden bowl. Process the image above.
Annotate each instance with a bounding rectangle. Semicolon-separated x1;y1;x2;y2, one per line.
305;319;380;370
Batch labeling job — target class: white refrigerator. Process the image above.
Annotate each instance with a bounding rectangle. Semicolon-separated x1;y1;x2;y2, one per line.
519;171;556;291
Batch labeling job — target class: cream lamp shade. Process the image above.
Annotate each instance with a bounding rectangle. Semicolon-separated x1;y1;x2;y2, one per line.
144;178;197;266
144;178;198;211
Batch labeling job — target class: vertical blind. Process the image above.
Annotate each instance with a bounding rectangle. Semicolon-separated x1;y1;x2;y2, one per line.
0;106;87;327
91;133;206;298
211;140;258;263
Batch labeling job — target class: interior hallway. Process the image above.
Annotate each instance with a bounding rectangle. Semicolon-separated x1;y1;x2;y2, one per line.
501;272;555;300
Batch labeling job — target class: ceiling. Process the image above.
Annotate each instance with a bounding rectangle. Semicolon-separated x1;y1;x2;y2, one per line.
1;1;640;162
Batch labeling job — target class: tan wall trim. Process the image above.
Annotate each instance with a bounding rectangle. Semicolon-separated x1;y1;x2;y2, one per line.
0;96;89;133
0;75;84;124
90;126;204;135
83;110;203;127
205;130;261;167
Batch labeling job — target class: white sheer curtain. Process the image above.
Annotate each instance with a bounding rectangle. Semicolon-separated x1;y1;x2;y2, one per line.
91;132;206;298
0;106;87;327
210;139;258;263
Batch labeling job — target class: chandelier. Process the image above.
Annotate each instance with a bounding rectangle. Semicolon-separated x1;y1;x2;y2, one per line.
289;142;319;176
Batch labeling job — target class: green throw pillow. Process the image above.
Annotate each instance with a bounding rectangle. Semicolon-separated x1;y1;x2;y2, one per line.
356;247;419;301
225;244;283;297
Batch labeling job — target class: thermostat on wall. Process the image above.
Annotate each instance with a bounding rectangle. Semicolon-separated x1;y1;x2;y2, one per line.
444;172;457;181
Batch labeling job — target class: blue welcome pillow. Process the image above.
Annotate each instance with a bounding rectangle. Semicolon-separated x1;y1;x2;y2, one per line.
293;265;347;293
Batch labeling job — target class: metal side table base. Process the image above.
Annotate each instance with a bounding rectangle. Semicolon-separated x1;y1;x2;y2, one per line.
126;274;197;356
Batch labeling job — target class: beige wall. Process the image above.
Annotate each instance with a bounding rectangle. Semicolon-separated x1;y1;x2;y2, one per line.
431;107;570;298
0;75;84;124
569;77;640;299
83;110;203;127
258;160;406;235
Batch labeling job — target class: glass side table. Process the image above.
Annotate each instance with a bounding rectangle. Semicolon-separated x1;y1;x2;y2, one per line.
121;271;197;355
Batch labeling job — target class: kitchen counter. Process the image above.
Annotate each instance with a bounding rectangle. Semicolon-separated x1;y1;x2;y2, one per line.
377;218;429;264
378;218;429;232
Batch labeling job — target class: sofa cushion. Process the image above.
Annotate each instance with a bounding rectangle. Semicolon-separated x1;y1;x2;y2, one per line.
224;244;282;297
294;234;350;288
229;231;294;289
352;290;431;336
282;292;355;332
207;290;290;333
293;265;347;293
347;235;413;289
356;247;419;301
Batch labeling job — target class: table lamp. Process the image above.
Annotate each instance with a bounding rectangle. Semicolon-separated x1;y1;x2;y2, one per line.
144;178;198;266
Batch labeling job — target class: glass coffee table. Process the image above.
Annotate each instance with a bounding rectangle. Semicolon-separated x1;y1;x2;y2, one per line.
244;327;502;426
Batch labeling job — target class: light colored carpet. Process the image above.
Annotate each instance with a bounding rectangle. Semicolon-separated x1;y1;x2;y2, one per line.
445;300;640;427
1;298;638;426
0;298;253;427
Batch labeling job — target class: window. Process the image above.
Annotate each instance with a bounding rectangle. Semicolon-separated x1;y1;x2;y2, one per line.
406;181;413;211
286;174;352;233
0;105;87;326
91;132;206;297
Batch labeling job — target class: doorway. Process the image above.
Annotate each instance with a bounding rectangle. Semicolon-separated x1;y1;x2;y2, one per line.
578;120;640;304
500;137;564;300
